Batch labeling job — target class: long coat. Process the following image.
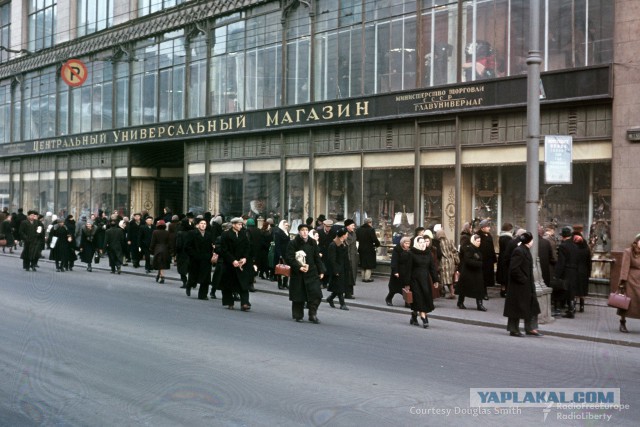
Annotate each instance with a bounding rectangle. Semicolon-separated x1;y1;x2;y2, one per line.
356;223;380;269
150;228;171;270
285;235;325;303
345;230;359;285
220;228;253;291
478;230;497;287
496;232;513;286
327;239;351;294
48;225;75;264
387;244;412;294
186;229;214;286
555;238;580;300
439;237;459;286
409;246;439;313
273;227;290;265
538;235;556;287
78;226;97;264
457;244;484;299
503;244;541;319
574;236;592;297
619;247;640;319
19;220;44;262
1;219;15;246
175;222;193;276
104;226;126;266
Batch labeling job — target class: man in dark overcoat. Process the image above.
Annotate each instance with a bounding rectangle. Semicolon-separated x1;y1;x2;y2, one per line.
220;217;253;310
317;219;335;287
477;219;497;299
139;216;155;273
555;226;580;318
503;232;542;337
286;223;326;323
105;219;126;274
185;218;214;299
19;210;44;271
126;213;142;268
356;217;381;283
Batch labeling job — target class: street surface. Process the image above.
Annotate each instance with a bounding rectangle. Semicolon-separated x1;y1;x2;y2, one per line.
0;254;638;426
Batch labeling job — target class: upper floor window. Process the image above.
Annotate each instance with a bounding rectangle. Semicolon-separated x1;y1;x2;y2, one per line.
138;0;185;16
77;0;113;37
28;0;56;52
0;2;10;63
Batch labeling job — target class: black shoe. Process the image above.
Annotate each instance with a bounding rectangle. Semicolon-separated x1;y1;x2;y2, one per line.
31;267;37;272
421;316;429;329
327;299;335;308
155;273;160;282
476;304;487;312
117;267;121;274
457;302;467;309
198;296;209;300
186;287;191;297
500;290;507;298
509;331;524;337
525;330;544;337
159;277;164;284
340;305;349;311
385;298;393;306
410;313;419;326
309;316;320;324
110;270;115;274
87;266;92;272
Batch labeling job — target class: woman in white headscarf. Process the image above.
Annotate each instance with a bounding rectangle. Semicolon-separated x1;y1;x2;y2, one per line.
408;235;440;328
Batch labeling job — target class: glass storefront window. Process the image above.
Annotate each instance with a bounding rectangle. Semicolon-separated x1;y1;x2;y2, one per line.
245;172;280;221
315;170;362;224
285;172;307;231
422;1;458;87
91;173;112;216
70;171;91;219
57;173;68;218
114;176;129;218
188;173;205;215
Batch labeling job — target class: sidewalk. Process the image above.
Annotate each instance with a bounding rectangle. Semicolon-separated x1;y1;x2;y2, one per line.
5;249;639;348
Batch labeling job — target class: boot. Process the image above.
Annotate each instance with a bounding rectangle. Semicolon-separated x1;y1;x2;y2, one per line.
326;294;336;308
476;299;487;312
457;295;466;309
410;312;419;326
563;301;575;318
421;316;429;329
620;319;629;333
579;298;585;313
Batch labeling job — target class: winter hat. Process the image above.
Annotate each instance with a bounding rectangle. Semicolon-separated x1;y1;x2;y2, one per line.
323;219;334;226
298;223;309;232
479;219;491;228
561;227;573;238
518;232;533;245
246;218;256;227
230;217;244;224
335;228;348;238
344;219;355;227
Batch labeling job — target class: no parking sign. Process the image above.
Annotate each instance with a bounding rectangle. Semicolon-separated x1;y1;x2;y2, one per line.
61;59;88;87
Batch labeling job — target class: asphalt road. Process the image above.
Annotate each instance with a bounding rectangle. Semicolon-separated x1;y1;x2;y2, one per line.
1;256;638;426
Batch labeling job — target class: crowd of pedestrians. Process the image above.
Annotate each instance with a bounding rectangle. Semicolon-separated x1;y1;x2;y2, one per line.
1;205;639;333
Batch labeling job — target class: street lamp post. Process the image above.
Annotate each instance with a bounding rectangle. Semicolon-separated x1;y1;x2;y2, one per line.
526;0;553;323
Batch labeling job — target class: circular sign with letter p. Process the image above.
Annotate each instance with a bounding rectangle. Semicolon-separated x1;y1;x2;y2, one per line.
61;59;88;87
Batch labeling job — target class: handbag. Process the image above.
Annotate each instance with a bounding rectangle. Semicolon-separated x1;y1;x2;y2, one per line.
210;252;219;265
550;277;568;291
608;292;631;310
402;286;413;304
0;238;6;247
275;263;291;277
94;253;100;264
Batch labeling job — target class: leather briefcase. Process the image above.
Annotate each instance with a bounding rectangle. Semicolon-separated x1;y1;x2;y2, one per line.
275;263;291;277
402;286;413;304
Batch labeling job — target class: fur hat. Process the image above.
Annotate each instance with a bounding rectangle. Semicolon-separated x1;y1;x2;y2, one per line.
561;226;573;238
344;219;355;227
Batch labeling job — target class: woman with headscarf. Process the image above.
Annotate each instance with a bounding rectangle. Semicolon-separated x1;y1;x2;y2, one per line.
385;236;413;306
456;234;487;311
150;219;171;283
273;219;291;290
1;214;15;253
437;229;459;299
503;232;542;337
617;234;640;333
78;220;97;271
326;228;352;311
408;235;440;328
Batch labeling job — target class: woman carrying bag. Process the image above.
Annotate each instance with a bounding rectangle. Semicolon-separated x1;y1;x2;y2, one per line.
617;234;640;333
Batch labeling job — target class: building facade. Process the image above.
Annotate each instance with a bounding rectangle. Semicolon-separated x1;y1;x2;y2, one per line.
0;0;637;282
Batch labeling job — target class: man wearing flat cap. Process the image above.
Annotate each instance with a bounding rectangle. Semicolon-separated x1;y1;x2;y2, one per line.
286;223;325;323
19;210;44;271
356;218;381;284
220;217;253;310
477;219;497;299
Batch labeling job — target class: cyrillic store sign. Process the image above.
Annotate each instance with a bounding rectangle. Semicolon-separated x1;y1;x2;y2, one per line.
544;135;573;184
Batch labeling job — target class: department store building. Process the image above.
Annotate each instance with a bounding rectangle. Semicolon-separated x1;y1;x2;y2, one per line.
1;0;638;285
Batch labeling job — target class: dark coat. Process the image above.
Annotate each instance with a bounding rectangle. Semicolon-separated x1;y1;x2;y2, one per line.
19;219;44;261
220;228;253;291
478;230;496;287
79;226;97;264
150;229;171;270
175;221;193;276
273;227;290;264
356;223;380;269
409;247;439;313
555;238;580;299
246;225;262;265
257;227;272;271
104;226;126;265
538;235;556;287
285;235;325;303
48;225;74;263
327;239;351;293
457;244;484;299
503;244;541;319
573;236;592;297
186;229;214;286
1;219;14;246
387;244;412;294
496;232;513;286
126;220;142;248
139;224;155;251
